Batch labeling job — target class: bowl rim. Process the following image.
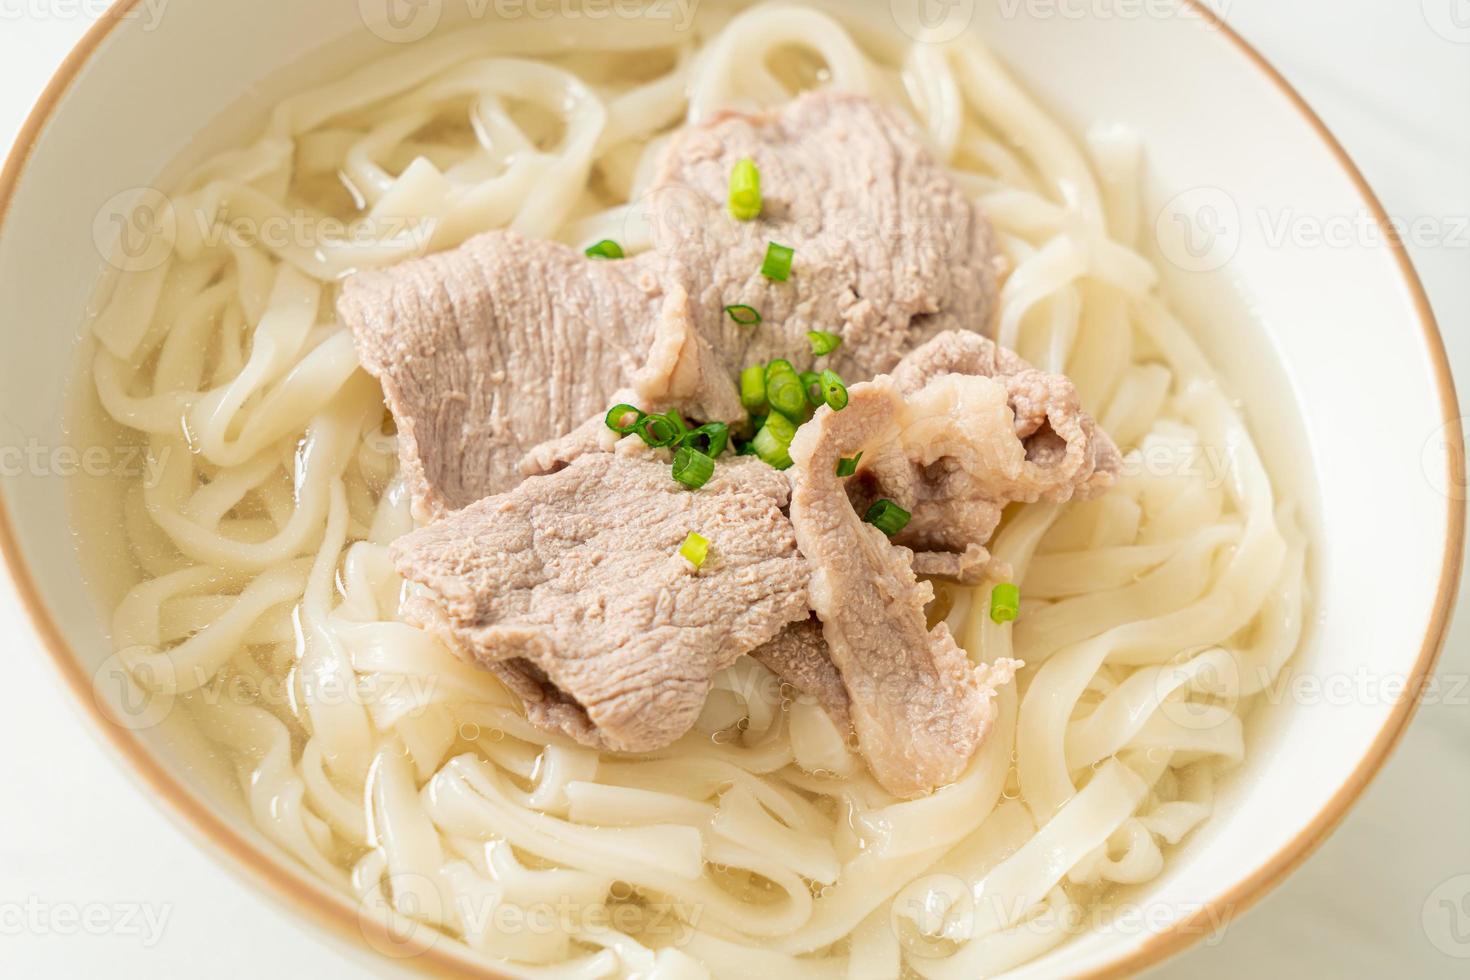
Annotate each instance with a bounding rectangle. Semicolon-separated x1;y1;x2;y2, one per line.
0;1;1462;977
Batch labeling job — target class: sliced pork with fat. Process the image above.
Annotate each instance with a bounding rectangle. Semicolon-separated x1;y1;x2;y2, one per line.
855;330;1121;561
390;453;810;753
340;233;671;520
787;377;1023;798
340;92;1000;519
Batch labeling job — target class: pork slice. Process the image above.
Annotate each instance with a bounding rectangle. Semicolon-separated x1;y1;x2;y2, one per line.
852;330;1121;556
340;232;738;521
647;92;1001;382
341;95;1001;517
749;618;853;737
390;453;810;752
787;378;1019;798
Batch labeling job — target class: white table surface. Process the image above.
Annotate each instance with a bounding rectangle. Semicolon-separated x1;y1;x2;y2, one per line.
1;2;1466;977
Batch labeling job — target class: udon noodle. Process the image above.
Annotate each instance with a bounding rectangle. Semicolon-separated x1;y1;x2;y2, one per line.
82;2;1306;976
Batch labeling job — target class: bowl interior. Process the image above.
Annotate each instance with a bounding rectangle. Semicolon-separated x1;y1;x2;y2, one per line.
0;2;1456;976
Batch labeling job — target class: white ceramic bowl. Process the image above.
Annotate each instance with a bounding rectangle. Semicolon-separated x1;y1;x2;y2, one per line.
0;1;1461;976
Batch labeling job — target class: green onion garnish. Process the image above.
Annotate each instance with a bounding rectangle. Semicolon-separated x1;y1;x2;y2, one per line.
729;158;762;221
761;242;794;281
807;331;842;356
724;304;762;326
819;369;848;411
863;499;911;537
835;452;863;477
681;422;729;459
585;239;624;260
765;361;807;420
752;412;797;470
679;531;710;569
740;364;768;413
635;413;679;448
800;371;823;406
672;445;716;490
605;403;644;435
990;583;1021;624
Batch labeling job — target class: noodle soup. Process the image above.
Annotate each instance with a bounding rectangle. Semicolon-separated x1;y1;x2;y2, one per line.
75;2;1306;976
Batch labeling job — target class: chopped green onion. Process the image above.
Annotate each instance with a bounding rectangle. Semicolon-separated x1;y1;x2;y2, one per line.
672;445;716;489
761;242;794;281
681;422;729;459
819;369;848;411
679;531;710;569
800;371;823;406
807;331;842;356
585;239;624;260
634;413;679;448
724;304;762;326
765;361;807;420
835;452;863;477
740;364;768;413
604;403;644;435
751;412;797;470
863;498;911;537
990;583;1021;624
665;408;688;438
729;158;762;221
